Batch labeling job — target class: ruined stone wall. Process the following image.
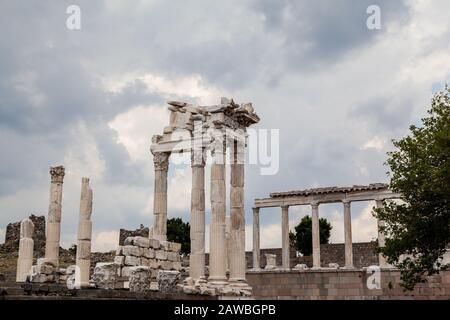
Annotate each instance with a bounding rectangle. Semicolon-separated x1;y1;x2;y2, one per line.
247;270;450;300
119;225;149;246
206;242;378;269
2;215;46;256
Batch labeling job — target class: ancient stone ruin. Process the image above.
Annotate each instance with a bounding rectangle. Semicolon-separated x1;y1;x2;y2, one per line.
2;96;450;300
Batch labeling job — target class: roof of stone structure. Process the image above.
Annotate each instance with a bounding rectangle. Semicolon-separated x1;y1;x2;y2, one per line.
269;183;389;198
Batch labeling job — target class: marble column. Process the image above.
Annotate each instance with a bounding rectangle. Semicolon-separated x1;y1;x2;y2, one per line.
343;200;354;268
375;199;387;267
16;218;34;282
189;147;206;280
208;129;227;284
229;140;247;284
311;202;321;268
252;207;260;270
45;165;65;268
281;205;290;270
152;152;170;242
75;177;93;288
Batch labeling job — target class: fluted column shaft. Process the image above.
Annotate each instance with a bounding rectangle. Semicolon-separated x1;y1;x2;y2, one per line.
76;177;93;288
252;207;260;270
45;166;65;267
311;202;321;268
375;200;387;267
281;206;290;269
16;219;34;282
190;146;206;280
229;140;246;283
343;201;354;268
208;130;227;283
152;152;170;242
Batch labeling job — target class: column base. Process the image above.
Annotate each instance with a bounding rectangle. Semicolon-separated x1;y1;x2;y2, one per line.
207;276;228;286
343;265;355;269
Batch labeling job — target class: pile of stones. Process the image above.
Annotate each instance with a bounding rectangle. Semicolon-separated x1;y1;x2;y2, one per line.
115;236;182;277
28;259;66;283
92;236;183;293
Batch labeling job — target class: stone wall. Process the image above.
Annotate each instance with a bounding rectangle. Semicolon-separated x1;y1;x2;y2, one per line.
228;242;378;269
2;214;46;256
247;269;450;300
119;225;149;246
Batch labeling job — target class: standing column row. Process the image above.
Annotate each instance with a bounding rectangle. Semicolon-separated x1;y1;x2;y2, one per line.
375;199;387;267
311;202;321;268
252;207;260;270
208;130;227;284
281;206;290;270
343;200;354;268
151;152;170;242
45;166;65;268
229;140;247;284
189;142;206;280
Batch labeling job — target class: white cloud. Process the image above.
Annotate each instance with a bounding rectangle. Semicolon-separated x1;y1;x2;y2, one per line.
361;136;385;151
64;121;106;181
109;105;169;162
92;230;120;252
102;72;223;105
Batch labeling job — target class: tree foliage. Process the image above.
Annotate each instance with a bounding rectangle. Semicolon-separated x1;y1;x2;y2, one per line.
291;215;332;256
167;217;190;255
374;86;450;290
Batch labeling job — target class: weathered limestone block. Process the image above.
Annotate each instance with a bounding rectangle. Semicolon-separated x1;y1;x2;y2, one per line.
129;266;152;293
121;266;133;277
141;257;149;266
124;237;136;246
31;264;53;275
149;238;161;249
114;256;125;266
149;259;161;269
293;264;308;271
168;242;181;252
265;254;277;270
122;245;141;257
134;236;150;248
159;241;169;251
150;281;159;291
155;250;168;260
116;246;123;256
93;263;119;289
125;255;140;266
161;260;173;270
157;270;181;293
143;247;155;259
167;251;181;262
16;218;35;282
173;261;182;271
37;257;58;267
329;263;340;269
29;273;54;283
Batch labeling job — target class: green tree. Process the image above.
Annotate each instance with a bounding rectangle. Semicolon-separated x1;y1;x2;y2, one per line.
374;86;450;290
167;217;190;255
291;216;332;256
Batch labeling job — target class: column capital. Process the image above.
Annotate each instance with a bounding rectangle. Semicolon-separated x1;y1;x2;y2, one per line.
152;152;170;171
50;166;65;183
191;148;206;167
310;201;319;208
342;200;351;207
252;207;260;214
281;205;289;210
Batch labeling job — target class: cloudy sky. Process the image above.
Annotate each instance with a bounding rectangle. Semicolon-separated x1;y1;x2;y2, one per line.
1;0;449;252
